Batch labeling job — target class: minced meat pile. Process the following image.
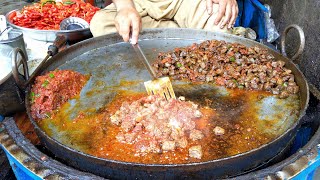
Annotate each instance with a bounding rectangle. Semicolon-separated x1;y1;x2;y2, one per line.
30;70;88;120
110;95;205;159
152;40;299;99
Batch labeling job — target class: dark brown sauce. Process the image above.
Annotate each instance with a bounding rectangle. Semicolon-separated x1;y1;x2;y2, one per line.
37;86;294;164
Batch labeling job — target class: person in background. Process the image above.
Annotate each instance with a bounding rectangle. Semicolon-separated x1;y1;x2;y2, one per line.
90;0;238;44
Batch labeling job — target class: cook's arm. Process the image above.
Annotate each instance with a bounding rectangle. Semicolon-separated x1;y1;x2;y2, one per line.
113;0;141;44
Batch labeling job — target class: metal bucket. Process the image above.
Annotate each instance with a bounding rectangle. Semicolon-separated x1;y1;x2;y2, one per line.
0;29;27;59
0;30;27;116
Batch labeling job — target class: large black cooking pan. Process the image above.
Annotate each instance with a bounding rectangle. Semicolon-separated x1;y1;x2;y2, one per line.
12;27;309;179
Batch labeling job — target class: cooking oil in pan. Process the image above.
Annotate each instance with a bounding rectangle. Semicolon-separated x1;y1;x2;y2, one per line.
38;82;300;164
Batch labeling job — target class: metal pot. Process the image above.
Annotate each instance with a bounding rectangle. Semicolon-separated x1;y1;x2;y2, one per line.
5;10;92;43
11;27;309;179
0;29;28;116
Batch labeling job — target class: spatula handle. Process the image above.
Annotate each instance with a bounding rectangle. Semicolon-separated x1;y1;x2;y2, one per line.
131;43;157;79
48;35;67;56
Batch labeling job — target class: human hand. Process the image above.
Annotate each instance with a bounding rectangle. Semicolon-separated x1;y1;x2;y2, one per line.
114;4;141;44
206;0;238;29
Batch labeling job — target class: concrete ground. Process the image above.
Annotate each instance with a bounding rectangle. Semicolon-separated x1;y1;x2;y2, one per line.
0;0;28;15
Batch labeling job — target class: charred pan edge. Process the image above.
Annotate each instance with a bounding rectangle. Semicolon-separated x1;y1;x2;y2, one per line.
0;118;104;180
0;90;319;179
238;86;320;180
275;147;319;179
239;130;320;180
271;85;320;179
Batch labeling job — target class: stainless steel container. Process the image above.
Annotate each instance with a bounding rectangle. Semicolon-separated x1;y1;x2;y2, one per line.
0;29;27;60
0;30;28;116
6;10;93;43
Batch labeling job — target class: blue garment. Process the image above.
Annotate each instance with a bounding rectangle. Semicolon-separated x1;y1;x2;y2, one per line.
235;0;268;40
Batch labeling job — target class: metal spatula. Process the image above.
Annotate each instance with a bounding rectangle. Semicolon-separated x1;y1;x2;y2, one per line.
131;42;176;100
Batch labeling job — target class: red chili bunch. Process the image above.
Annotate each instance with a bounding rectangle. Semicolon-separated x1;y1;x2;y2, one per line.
11;0;100;30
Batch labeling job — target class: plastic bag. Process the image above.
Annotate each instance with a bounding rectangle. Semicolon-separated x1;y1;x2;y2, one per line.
264;4;280;43
232;27;257;40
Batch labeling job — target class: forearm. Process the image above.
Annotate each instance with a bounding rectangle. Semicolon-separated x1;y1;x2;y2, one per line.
112;0;135;11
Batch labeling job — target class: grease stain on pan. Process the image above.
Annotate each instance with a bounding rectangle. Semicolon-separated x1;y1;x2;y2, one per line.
255;95;300;135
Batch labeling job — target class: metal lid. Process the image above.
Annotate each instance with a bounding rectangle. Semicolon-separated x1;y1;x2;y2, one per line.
59;17;89;31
